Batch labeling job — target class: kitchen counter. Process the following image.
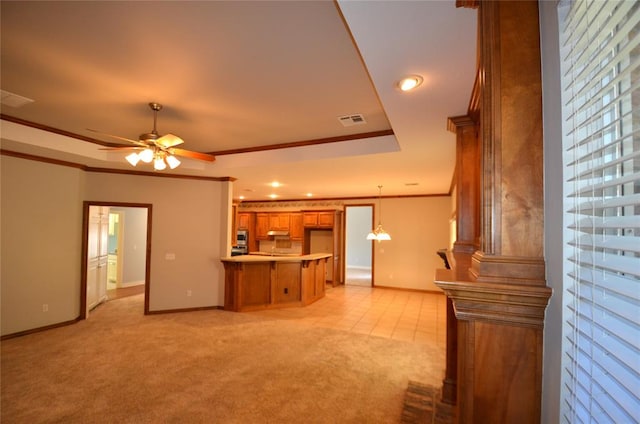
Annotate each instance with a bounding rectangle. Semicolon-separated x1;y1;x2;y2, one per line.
220;253;331;312
221;253;331;262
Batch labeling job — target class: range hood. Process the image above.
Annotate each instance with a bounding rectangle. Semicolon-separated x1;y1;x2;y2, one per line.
267;230;289;237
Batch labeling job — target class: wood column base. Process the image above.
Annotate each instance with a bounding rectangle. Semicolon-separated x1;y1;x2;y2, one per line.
470;251;546;286
434;274;551;423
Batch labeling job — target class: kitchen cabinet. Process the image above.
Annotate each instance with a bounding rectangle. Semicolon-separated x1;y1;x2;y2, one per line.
256;213;270;240
302;210;343;286
268;213;290;231
221;254;330;311
234;212;257;251
303;211;334;228
236;212;252;230
289;213;303;241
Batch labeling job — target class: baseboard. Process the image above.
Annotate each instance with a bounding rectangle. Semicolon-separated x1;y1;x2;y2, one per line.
116;280;145;288
146;305;222;315
1;316;82;340
373;285;445;295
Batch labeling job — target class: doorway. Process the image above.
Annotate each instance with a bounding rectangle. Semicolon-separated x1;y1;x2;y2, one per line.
81;202;152;319
344;205;374;287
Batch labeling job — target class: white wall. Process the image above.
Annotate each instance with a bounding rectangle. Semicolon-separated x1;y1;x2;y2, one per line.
374;196;451;291
112;206;147;286
85;172;228;312
1;156;85;335
540;2;564;422
345;206;372;269
347;196;451;292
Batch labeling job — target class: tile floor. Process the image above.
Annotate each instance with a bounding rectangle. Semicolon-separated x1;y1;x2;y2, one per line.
247;285;447;353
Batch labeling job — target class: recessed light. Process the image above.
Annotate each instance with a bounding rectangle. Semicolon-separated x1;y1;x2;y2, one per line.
269;194;278;199
397;75;424;92
239;195;245;200
270;181;281;188
306;193;313;197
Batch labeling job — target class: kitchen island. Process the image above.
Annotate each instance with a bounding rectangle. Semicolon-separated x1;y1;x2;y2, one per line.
220;253;331;312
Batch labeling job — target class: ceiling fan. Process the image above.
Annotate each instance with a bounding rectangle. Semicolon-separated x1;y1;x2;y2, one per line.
89;102;215;171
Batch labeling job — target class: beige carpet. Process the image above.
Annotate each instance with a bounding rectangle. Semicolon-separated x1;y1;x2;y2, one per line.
1;294;443;423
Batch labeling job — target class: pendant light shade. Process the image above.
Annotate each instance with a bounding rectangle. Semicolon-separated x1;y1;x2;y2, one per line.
367;185;391;242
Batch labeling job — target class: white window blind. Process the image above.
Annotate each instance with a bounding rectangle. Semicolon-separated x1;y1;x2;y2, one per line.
559;0;640;423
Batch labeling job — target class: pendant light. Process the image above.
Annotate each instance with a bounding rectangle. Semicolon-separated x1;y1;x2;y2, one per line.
367;185;391;242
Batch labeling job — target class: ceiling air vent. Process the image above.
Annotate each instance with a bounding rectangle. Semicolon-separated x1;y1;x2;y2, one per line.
338;114;366;127
1;89;34;108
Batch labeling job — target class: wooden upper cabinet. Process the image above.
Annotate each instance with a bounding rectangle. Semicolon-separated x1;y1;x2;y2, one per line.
317;212;334;227
269;213;290;231
289;213;303;240
237;212;252;230
303;212;319;227
303;211;334;228
255;213;269;240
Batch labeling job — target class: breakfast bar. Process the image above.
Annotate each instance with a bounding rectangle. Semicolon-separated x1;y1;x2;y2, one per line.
220;253;331;312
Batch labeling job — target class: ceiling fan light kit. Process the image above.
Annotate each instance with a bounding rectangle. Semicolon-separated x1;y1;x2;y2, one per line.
94;102;215;171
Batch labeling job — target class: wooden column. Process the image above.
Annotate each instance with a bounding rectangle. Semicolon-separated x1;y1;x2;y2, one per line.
472;0;545;285
441;115;480;405
435;1;552;423
449;116;480;256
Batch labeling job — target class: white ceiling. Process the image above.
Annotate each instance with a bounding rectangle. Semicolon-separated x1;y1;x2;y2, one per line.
0;1;477;201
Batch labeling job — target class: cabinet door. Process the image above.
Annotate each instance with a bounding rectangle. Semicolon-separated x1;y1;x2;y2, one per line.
237;213;251;230
268;213;289;231
256;213;269;240
303;212;318;227
318;212;334;228
289;213;303;240
276;213;290;230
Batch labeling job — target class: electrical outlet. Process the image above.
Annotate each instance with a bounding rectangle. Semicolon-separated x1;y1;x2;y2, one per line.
187;290;192;297
42;304;48;312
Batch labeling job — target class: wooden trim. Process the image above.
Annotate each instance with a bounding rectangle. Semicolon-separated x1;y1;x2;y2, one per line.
239;193;451;204
470;251;546;286
79;205;90;319
456;0;479;9
447;115;475;133
210;129;395;156
0;148;233;182
146;305;220;315
1;114;118;146
480;0;502;255
81;202;153;319
370;285;445;295
468;69;481;120
0;317;81;340
434;274;551;329
2;114;394;157
0;149;86;169
85;166;234;182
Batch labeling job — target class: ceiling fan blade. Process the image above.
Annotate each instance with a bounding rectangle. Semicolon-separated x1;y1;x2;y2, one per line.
171;148;216;162
86;128;148;147
156;133;184;148
99;146;143;151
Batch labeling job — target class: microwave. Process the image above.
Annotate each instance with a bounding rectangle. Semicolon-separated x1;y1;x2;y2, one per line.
236;230;248;246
